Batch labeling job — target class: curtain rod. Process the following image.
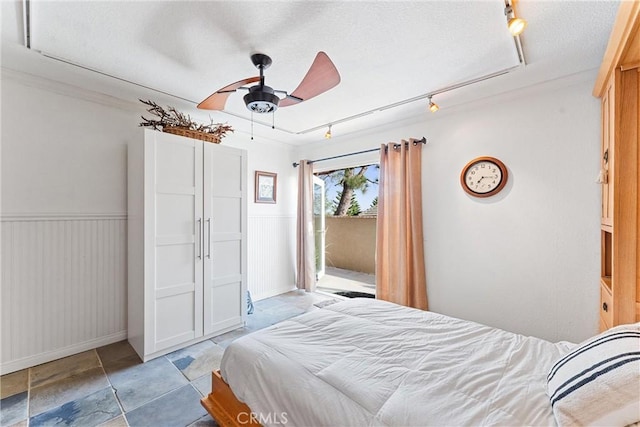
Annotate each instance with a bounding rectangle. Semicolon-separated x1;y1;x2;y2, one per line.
292;137;426;167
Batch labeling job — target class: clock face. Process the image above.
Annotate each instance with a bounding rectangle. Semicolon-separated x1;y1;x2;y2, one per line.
460;157;508;197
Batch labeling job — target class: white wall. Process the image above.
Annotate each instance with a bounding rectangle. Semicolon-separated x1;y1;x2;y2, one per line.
0;70;297;373
298;73;600;343
1;72;137;373
222;135;298;301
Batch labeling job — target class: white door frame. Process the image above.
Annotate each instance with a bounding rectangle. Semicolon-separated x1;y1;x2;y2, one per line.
313;175;326;280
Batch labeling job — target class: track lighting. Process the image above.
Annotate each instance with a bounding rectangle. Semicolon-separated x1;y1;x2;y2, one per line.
325;125;332;139
428;97;439;113
504;1;527;36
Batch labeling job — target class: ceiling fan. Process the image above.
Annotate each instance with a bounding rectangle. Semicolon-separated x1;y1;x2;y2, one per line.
197;52;341;114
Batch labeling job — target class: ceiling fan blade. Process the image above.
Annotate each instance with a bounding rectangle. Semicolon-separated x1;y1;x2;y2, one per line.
197;76;260;110
279;52;340;108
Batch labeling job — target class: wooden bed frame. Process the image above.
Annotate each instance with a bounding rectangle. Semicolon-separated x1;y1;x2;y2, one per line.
200;370;261;427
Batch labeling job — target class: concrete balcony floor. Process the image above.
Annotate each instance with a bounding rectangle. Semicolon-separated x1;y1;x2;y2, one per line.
317;266;376;296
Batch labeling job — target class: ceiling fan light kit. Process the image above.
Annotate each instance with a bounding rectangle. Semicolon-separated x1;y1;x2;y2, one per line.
242;53;279;113
243;86;279;113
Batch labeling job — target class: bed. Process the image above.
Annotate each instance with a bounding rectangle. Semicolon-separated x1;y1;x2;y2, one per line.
201;298;640;427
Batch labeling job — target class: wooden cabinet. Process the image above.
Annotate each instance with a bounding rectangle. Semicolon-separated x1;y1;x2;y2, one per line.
128;129;247;361
594;2;640;331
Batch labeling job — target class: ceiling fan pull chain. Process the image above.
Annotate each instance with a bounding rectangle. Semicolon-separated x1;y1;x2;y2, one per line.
251;112;254;140
272;112;275;129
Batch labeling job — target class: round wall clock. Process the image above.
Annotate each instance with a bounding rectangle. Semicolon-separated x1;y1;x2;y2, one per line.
460;156;508;198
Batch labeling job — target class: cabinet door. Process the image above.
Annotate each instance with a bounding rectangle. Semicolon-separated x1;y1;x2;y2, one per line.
145;134;204;353
203;144;247;335
601;77;615;227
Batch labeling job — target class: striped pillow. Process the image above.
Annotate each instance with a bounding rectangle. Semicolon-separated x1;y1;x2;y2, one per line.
546;323;640;426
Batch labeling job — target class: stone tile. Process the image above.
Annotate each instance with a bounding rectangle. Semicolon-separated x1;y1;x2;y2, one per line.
0;369;28;399
97;341;139;368
101;352;142;375
29;387;120;427
191;374;211;397
212;338;234;350
210;327;253;344
98;414;128;427
274;290;310;300
246;311;279;331
30;366;110;416
188;414;218;427
125;384;206;427
97;341;142;377
30;350;100;388
0;391;28;426
254;297;288;311
166;341;225;381
106;355;188;412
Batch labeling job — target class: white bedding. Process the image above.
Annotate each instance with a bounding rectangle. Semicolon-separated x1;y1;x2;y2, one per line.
221;298;573;427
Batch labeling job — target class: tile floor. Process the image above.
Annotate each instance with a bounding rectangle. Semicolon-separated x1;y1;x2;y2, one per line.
0;291;335;427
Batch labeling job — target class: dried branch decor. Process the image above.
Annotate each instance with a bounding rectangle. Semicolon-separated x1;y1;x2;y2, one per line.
139;99;233;143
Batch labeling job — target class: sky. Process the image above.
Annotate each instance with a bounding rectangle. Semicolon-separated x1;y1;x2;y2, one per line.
323;164;379;214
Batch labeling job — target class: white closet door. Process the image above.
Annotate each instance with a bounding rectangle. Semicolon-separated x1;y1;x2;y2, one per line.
203;143;247;335
145;134;204;353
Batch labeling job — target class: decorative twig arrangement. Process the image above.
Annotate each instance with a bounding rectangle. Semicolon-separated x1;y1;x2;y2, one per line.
139;99;234;140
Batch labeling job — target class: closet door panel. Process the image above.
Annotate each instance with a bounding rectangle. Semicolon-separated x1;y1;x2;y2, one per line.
211;240;241;276
155;292;196;348
156;194;195;237
145;135;204;353
211;197;242;233
156;245;195;289
208;282;243;327
203;144;247;336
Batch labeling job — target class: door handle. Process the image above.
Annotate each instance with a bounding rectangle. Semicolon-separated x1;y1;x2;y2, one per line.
206;218;211;259
197;218;202;260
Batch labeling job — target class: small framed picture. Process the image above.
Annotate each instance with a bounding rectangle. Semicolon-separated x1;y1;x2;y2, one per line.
255;171;277;204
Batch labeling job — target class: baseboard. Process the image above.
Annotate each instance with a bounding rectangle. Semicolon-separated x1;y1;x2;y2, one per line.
0;331;127;375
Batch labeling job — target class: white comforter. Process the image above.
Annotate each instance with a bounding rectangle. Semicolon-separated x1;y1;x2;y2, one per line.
221;298;572;427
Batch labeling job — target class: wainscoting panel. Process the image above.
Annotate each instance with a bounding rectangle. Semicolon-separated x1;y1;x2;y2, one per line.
1;214;127;374
247;216;296;301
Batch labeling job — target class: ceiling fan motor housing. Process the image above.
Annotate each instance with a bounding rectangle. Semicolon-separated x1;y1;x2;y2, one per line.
244;85;279;113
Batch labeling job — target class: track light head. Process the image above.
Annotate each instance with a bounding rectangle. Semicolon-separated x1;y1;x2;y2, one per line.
325;125;332;139
428;97;439;113
504;2;527;36
508;17;527;36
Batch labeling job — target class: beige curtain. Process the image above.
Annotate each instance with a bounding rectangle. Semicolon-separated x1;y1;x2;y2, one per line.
296;160;316;292
376;139;428;310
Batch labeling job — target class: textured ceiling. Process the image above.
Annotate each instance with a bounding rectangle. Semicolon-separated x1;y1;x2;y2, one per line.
1;1;620;146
